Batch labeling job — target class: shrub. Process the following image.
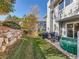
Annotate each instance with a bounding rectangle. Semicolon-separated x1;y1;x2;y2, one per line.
2;21;21;29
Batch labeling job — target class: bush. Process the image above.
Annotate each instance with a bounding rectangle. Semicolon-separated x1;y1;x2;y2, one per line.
2;21;21;29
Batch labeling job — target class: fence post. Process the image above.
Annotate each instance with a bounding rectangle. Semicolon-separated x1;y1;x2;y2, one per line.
77;31;79;59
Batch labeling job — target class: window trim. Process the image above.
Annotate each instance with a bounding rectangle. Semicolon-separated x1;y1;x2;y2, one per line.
66;21;79;38
58;0;73;11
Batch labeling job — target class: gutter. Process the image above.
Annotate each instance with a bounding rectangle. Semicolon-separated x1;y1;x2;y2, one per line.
49;0;63;9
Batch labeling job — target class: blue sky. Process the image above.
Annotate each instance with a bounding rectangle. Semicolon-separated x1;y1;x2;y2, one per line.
0;0;48;20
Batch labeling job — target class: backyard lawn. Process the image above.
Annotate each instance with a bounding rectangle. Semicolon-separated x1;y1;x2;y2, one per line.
5;36;69;59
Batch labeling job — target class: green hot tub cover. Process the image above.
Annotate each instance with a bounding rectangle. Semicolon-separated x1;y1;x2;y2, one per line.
60;37;77;55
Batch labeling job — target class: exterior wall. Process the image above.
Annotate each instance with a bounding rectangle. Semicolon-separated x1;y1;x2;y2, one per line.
59;22;67;37
53;5;59;34
47;0;53;32
57;0;79;37
47;0;59;33
47;0;79;38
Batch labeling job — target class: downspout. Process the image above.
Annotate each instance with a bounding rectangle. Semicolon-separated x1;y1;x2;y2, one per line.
77;31;79;59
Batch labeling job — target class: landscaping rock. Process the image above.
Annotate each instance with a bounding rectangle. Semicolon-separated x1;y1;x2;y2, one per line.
0;37;4;48
0;26;23;52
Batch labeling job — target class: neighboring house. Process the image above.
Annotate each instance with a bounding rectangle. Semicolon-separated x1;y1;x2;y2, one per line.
38;21;46;32
47;0;79;38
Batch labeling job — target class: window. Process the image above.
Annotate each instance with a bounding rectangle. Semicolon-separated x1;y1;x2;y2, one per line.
65;0;73;6
59;0;64;10
67;23;79;38
67;24;73;37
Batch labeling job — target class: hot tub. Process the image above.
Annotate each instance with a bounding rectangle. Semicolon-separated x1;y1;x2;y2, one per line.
60;37;77;55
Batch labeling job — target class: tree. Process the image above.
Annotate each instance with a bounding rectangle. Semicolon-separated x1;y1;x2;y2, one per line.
22;5;39;36
0;0;15;15
22;14;38;30
31;5;39;18
22;14;39;36
5;15;23;26
6;15;21;21
22;5;39;30
6;14;12;19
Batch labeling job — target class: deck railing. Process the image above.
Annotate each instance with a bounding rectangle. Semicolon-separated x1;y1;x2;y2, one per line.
58;1;79;21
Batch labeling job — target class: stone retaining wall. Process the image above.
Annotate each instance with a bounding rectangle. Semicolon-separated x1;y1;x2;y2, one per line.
0;26;23;52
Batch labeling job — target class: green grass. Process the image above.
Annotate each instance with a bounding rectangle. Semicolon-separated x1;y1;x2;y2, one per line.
6;36;46;59
6;38;31;59
34;37;69;59
32;40;46;59
6;36;69;59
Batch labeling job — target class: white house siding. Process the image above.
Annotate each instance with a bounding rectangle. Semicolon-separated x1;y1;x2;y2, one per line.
58;0;79;38
54;0;79;37
47;0;53;32
47;0;79;38
47;0;60;33
53;5;59;34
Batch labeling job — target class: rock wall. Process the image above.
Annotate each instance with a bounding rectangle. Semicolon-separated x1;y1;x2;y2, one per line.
0;26;22;52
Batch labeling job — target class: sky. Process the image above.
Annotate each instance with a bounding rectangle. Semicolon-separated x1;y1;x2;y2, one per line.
0;0;48;20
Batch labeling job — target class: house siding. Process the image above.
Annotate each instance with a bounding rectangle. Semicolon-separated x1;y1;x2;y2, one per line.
47;0;79;38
